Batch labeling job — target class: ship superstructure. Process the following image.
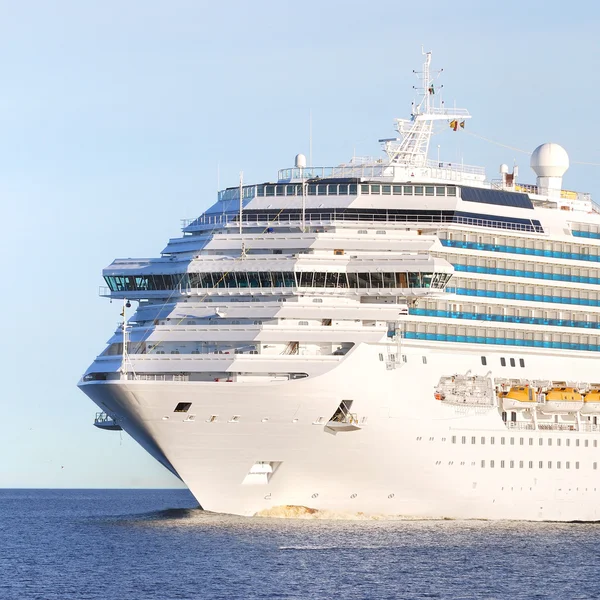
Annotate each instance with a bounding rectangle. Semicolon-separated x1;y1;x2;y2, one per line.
79;51;600;520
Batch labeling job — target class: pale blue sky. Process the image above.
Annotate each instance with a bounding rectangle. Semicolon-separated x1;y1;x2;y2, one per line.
1;0;598;488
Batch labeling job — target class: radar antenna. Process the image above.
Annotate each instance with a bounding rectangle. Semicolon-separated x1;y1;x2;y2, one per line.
383;50;471;167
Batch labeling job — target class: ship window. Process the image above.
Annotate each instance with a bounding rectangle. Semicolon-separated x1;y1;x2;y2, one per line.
402;355;407;363
585;440;589;447
286;185;295;195
481;437;485;445
490;437;495;445
393;185;402;195
379;353;384;361
361;184;369;194
422;356;427;364
520;438;524;446
370;184;381;194
481;356;487;365
461;436;466;444
510;437;514;445
327;184;338;195
471;436;476;444
308;184;317;195
490;460;495;468
266;185;275;197
595;441;598;448
576;439;580;447
548;439;552;446
452;436;456;443
529;438;533;445
529;461;533;468
510;358;516;367
539;438;543;446
519;461;524;468
501;437;505;445
436;187;445;196
500;357;506;366
276;185;285;196
403;185;413;195
519;358;525;367
539;461;543;469
557;461;561;469
557;439;561;447
566;461;570;469
510;460;514;468
548;461;552;469
447;186;457;196
339;184;348;194
481;460;485;468
425;186;434;196
566;439;570;447
349;184;357;194
414;186;424;196
595;463;598;470
174;402;192;413
576;462;580;469
382;185;391;195
500;460;505;468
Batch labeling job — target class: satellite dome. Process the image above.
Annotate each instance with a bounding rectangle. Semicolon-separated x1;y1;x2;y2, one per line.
295;153;307;168
530;143;569;178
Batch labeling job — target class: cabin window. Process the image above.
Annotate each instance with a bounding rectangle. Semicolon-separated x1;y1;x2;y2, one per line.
481;460;485;468
500;460;505;468
529;461;533;468
490;460;495;468
510;461;514;468
500;357;506;366
481;356;487;365
471;436;476;444
519;358;525;367
519;461;524;468
422;356;427;364
576;462;580;469
174;402;192;413
539;461;543;469
510;358;516;367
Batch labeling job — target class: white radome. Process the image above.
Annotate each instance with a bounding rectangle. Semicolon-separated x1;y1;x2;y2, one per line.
530;142;569;177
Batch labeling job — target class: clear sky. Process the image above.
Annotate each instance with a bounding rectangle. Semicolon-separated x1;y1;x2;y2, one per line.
1;0;599;488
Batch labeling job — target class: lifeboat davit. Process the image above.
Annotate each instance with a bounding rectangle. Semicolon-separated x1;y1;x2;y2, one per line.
581;390;600;415
499;386;536;411
540;387;583;414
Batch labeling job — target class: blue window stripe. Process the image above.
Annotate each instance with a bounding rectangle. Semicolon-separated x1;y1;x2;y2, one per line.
403;331;600;352
451;264;600;285
410;308;600;330
446;287;600;307
441;239;600;263
573;230;600;240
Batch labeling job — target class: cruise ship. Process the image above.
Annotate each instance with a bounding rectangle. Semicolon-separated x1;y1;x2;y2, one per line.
79;51;600;521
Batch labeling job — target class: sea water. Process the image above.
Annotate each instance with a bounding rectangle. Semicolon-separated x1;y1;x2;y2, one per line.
0;489;598;599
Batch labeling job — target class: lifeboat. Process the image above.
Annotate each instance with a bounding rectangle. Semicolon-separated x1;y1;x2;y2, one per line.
499;386;536;411
540;387;583;414
581;390;600;415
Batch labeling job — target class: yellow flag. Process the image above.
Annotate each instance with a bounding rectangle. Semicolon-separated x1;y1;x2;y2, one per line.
449;120;458;131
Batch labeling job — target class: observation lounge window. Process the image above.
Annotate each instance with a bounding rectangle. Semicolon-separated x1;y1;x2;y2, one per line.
425;186;435;196
299;272;313;287
382;185;391;195
317;184;327;195
349;184;358;194
403;186;413;195
393;185;402;195
414;186;424;196
286;185;295;195
266;185;275;197
327;184;338;195
339;184;348;194
308;184;317;195
313;272;326;287
361;184;370;194
436;187;446;196
276;185;285;196
370;184;381;194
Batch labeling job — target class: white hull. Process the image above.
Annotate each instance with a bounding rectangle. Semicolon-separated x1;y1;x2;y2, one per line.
80;341;600;521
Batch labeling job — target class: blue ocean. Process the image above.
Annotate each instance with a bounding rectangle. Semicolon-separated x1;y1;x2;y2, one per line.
0;489;598;600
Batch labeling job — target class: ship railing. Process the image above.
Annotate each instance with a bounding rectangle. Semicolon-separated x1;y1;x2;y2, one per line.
182;211;541;233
